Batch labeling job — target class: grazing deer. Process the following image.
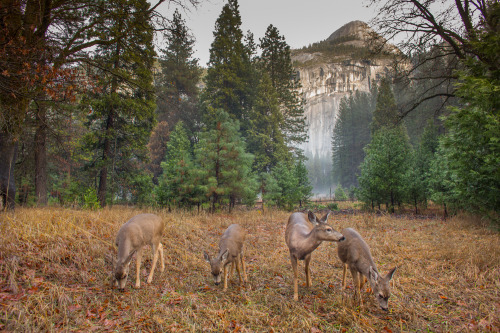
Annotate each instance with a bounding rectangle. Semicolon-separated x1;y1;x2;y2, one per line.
204;224;247;291
285;211;345;301
114;213;164;290
337;228;397;311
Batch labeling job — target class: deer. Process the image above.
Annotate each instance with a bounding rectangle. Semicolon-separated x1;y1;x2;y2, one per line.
285;211;345;301
337;228;397;311
204;224;247;291
114;213;165;290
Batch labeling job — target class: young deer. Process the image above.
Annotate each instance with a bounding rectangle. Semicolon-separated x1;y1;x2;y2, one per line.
285;211;345;301
114;213;164;290
204;224;247;291
337;228;397;311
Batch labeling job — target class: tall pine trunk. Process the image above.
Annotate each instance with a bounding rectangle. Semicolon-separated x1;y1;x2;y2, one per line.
98;110;114;207
34;103;48;205
0;131;18;210
97;35;121;207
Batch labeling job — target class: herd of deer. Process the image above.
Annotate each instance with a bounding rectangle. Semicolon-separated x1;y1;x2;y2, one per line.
113;211;397;311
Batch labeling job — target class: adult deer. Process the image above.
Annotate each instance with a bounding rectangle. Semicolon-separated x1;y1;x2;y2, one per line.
114;213;164;290
204;224;247;291
337;228;397;311
285;211;345;301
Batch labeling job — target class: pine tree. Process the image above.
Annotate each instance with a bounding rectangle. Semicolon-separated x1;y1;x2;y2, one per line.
358;127;412;212
193;108;256;212
81;0;156;207
259;25;307;152
201;0;253;130
156;9;201;138
371;77;398;133
155;121;192;208
247;73;289;173
332;90;374;188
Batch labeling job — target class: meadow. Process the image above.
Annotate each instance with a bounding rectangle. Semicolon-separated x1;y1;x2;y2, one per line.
0;206;498;332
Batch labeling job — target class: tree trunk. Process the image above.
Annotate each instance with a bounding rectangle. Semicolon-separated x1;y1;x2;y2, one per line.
34;103;48;205
0;131;18;210
98;110;114;207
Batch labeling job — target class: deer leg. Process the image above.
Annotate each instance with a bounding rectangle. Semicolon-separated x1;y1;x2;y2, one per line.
350;267;360;303
290;255;299;301
147;242;160;284
304;254;312;288
230;261;235;277
135;248;143;288
241;252;247;282
342;263;348;289
359;274;367;292
158;242;165;273
235;254;243;285
223;263;229;291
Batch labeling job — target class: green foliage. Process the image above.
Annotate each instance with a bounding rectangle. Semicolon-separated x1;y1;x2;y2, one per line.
155;121;193;208
357;126;412;212
371;77;398;133
246;72;289;172
156;9;201;138
332;89;375;188
260;25;307;151
334;185;348;201
201;0;253;128
83;188;101;210
193;108;256;211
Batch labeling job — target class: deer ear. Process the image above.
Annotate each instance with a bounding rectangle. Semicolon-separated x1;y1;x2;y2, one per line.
386;267;397;281
124;249;136;266
369;266;379;283
220;249;229;263
319;211;331;223
308;211;319;225
203;251;211;263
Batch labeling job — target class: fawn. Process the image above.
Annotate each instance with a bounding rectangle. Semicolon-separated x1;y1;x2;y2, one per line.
285;211;345;301
114;213;164;290
337;228;397;311
204;224;247;291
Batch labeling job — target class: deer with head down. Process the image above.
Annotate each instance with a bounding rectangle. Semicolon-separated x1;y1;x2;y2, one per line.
285;211;345;301
114;213;164;290
204;224;247;291
337;228;397;311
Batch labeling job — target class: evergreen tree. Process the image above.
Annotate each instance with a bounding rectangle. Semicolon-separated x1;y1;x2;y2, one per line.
371;77;398;133
295;159;313;207
156;9;202;138
201;0;253;130
331;90;374;188
81;0;156;207
155;121;192;208
259;25;307;152
358;126;412;212
247;73;289;173
405;121;440;213
193;108;256;212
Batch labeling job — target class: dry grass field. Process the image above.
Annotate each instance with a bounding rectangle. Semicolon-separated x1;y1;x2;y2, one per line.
0;207;499;332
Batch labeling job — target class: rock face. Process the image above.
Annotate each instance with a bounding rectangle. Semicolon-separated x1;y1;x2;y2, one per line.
292;21;395;192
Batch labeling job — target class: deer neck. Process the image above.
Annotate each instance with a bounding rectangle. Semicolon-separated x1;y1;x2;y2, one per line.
295;229;323;259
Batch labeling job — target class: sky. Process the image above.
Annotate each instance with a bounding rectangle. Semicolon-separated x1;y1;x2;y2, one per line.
156;0;376;66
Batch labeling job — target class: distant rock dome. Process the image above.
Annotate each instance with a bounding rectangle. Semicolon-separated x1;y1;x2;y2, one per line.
326;21;373;43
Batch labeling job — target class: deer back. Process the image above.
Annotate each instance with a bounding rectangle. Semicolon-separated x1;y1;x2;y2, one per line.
337;228;376;277
115;213;164;263
219;224;246;261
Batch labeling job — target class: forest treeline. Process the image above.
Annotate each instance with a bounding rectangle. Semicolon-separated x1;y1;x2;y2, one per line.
0;0;498;224
1;0;311;213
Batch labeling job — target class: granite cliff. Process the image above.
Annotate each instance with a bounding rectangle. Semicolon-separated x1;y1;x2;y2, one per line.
292;21;397;192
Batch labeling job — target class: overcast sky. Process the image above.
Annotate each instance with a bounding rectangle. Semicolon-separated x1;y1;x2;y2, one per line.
157;0;376;66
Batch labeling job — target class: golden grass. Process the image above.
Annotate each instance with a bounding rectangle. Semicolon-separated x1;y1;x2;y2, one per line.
0;207;499;332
